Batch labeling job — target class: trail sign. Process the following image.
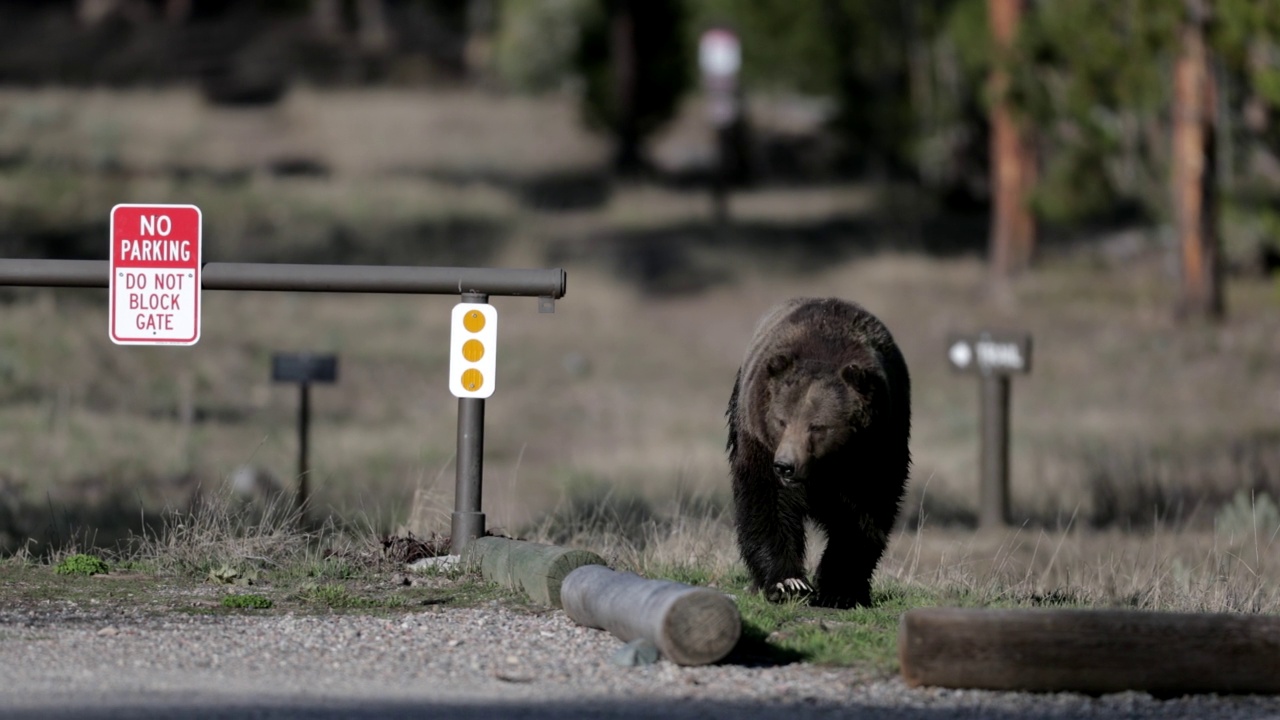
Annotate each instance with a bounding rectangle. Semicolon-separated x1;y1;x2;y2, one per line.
699;28;741;80
947;333;1032;375
109;204;202;346
699;28;742;129
271;351;339;525
946;331;1032;529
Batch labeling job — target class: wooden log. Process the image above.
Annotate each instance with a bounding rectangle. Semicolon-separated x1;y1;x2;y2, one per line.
561;565;741;666
899;607;1280;695
460;537;605;608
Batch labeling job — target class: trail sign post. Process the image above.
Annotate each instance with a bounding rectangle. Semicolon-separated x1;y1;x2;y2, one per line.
271;352;339;525
699;27;743;229
947;332;1032;528
109;204;202;346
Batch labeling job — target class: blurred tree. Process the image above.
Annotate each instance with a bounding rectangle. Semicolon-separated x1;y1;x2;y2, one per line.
493;0;592;92
684;0;993;190
575;0;690;173
1011;0;1179;226
1172;0;1222;320
464;0;495;77
986;0;1035;276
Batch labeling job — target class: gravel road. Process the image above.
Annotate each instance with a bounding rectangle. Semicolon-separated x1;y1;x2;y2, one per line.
2;602;1279;719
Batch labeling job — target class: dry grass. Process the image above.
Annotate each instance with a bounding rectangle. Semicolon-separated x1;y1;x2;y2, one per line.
2;86;1280;612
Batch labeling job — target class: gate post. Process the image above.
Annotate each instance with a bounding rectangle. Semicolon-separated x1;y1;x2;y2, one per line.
451;292;488;553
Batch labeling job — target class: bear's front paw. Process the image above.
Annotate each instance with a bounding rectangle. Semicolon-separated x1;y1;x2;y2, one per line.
765;577;812;603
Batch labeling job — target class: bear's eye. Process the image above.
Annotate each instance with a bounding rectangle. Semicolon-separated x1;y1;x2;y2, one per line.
809;424;828;434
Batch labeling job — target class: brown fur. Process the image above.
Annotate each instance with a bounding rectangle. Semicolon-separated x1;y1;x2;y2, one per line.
726;297;911;608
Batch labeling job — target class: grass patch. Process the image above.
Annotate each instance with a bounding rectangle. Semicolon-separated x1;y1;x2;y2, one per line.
221;593;273;609
54;553;108;576
735;577;941;669
650;565;1090;670
295;582;407;610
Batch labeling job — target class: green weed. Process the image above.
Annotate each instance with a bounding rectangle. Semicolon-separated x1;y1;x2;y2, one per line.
296;582;404;610
54;553;108;576
221;593;273;609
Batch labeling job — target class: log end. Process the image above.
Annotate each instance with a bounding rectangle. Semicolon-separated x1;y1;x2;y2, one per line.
661;589;742;666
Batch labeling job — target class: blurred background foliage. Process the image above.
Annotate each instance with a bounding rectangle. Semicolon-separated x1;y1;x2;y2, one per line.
2;0;1280;551
1;0;1278;235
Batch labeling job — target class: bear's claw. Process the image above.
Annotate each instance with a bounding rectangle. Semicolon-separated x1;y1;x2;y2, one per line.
774;578;812;595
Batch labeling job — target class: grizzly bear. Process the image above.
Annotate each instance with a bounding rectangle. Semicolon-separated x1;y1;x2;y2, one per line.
726;297;910;608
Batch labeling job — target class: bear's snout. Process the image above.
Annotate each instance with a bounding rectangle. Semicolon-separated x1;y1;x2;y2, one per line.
772;453;807;483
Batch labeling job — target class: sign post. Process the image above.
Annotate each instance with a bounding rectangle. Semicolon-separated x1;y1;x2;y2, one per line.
698;27;743;229
271;352;339;525
109;204;202;346
449;294;497;553
947;332;1032;528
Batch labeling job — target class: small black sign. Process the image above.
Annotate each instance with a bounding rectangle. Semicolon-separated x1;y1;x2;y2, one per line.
947;333;1032;375
272;353;338;384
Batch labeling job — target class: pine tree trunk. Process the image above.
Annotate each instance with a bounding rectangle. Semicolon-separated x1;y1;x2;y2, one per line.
311;0;345;41
611;1;641;173
356;0;391;55
164;0;191;24
987;0;1036;277
1172;2;1223;320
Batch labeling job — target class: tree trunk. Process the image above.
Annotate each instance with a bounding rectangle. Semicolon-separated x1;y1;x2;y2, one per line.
311;0;345;41
164;0;191;24
465;0;496;78
987;0;1036;277
611;1;642;173
356;0;391;55
1172;1;1223;320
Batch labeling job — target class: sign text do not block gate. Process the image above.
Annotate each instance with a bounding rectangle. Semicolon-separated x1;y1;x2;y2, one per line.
109;204;202;346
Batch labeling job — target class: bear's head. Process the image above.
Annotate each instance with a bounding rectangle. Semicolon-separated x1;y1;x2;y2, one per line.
761;351;887;485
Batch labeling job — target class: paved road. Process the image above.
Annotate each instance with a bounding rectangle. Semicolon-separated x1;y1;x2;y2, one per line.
3;604;1279;719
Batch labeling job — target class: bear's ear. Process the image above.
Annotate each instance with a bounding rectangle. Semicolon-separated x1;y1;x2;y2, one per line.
765;352;793;377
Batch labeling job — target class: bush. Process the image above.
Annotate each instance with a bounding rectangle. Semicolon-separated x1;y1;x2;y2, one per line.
495;0;594;93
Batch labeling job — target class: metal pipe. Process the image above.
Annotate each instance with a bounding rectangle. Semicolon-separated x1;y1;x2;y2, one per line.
0;259;567;298
979;374;1011;528
297;381;311;526
451;292;489;554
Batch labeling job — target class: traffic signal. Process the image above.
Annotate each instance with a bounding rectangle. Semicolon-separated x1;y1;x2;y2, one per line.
450;303;497;398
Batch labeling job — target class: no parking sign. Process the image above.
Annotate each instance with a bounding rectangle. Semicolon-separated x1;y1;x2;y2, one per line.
109;204;202;346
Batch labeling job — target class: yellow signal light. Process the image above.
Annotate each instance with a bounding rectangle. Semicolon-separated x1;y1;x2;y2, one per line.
460;368;484;391
462;339;485;362
463;310;486;333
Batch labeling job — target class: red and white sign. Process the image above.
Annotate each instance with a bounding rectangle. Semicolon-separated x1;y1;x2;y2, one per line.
109;204;202;346
699;29;741;79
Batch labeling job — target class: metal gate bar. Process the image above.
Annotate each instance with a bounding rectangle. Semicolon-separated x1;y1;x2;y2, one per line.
0;259;566;298
0;258;567;553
